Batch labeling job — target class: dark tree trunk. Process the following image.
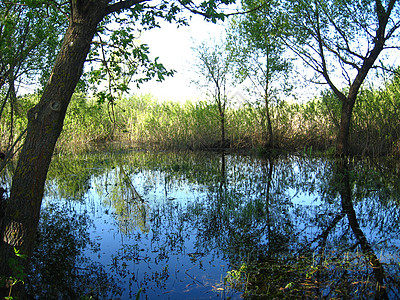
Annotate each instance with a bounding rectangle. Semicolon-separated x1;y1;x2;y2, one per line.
0;2;106;296
219;151;226;190
264;157;273;257
327;1;391;156
264;94;273;148
217;95;226;148
336;99;354;156
220;110;225;147
334;57;382;156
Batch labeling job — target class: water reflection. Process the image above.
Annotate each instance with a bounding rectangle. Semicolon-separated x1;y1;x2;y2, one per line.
104;164;149;235
28;203;120;298
337;160;387;299
22;151;400;299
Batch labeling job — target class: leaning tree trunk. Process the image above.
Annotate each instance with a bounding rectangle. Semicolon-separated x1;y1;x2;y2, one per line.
334;47;383;157
328;1;388;157
0;3;106;296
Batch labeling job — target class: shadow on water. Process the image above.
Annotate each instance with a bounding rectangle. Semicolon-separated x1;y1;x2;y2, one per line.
2;150;399;298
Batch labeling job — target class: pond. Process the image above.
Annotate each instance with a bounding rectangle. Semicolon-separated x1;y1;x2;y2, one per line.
16;151;400;299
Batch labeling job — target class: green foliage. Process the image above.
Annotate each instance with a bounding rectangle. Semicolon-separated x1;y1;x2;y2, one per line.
51;72;400;155
0;93;38;150
227;0;291;88
193;39;234;145
77;0;237;109
225;263;248;290
0;247;28;300
350;80;400;155
0;1;65;91
0;0;236;157
2;71;399;156
226;5;292;148
0;0;65;161
240;0;399;155
8;248;27;282
58;93;114;150
84;30;175;105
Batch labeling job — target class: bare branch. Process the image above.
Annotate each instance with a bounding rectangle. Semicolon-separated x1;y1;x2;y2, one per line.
105;0;150;16
385;20;400;40
179;0;257;21
45;0;69;19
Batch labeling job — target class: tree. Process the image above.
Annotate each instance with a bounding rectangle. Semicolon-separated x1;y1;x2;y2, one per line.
246;0;400;155
227;1;291;148
84;25;175;137
194;40;233;147
0;0;233;296
0;1;65;162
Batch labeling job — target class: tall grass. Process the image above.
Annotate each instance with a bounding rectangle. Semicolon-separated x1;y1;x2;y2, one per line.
59;94;114;151
1;76;399;156
116;95;221;149
351;86;400;155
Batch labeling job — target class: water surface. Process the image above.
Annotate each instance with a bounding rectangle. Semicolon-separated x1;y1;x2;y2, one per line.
23;151;400;299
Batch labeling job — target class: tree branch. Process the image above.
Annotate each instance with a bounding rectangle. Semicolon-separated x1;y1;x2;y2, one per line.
314;2;345;102
105;0;150;16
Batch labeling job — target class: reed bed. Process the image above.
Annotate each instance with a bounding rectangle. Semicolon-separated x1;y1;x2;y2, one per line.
1;82;399;156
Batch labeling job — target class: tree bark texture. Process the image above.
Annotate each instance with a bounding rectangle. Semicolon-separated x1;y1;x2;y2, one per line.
0;1;107;296
335;99;354;156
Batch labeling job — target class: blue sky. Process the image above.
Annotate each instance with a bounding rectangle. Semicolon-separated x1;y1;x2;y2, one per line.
138;15;226;102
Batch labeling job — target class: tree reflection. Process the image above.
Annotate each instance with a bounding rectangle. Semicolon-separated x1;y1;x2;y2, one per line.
337;160;388;299
45;152;118;201
27;203;120;298
20;151;400;299
185;154;400;299
261;158;398;298
188;154;295;266
103;164;150;235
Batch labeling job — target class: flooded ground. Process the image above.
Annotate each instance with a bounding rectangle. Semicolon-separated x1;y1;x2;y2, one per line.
14;151;400;299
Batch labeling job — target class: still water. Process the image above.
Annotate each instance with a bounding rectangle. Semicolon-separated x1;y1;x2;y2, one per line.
23;151;400;299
